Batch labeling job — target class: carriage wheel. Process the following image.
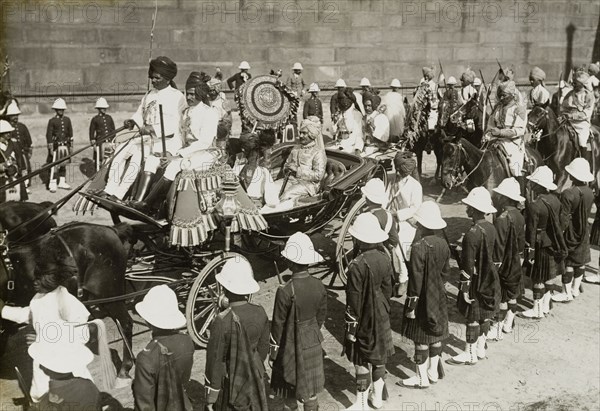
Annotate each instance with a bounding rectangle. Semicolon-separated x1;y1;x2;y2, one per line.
334;196;368;286
185;252;243;347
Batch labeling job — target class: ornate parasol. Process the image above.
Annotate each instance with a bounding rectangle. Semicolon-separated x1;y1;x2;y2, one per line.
236;74;299;130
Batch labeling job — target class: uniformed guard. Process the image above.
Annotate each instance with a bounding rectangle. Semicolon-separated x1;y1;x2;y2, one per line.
0;119;24;203
528;67;551;109
45;98;73;192
270;232;327;411
400;201;450;389
552;158;594;302
420;66;439;132
520;166;566;319
303;83;323;123
447;187;500;366
330;78;347;123
6;100;32;189
363;95;390;154
586;192;600;284
226;61;252;91
286;62;306;98
205;258;269;411
485;81;528;189
133;285;194;411
89;97;115;169
437;76;463;137
460;69;477;102
488;178;526;339
344;213;394;410
561;71;596;164
27;324;100;410
361;178;402;295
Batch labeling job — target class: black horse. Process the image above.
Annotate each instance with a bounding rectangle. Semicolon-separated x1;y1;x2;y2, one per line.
6;222;135;378
0;201;57;243
441;136;542;193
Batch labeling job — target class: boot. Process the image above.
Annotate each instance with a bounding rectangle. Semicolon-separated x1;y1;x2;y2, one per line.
584;273;600;284
427;355;444;383
58;176;71;190
446;343;478;365
401;361;430;389
370;378;387;408
552;283;573;303
503;310;516;333
486;321;504;342
572;276;584;298
541;291;553;314
345;387;370;410
132;177;172;214
476;335;487;359
519;299;544;319
128;172;154;208
48;179;57;193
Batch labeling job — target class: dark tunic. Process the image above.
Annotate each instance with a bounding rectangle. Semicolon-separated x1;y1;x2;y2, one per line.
46;115;73;145
303;96;323;123
493;206;526;301
369;207;401;284
525;193;566;282
344;247;394;366
590;193;600;246
270;271;327;401
45;114;73;176
133;330;195;411
89;113;115;142
10;122;32;173
227;72;252;90
206;302;269;411
36;377;101;411
0;138;26;202
457;220;500;322
402;233;450;344
561;184;594;266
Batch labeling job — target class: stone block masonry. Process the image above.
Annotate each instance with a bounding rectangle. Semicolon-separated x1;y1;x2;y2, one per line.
2;0;598;95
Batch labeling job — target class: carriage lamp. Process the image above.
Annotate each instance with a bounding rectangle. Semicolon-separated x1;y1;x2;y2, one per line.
216;171;240;252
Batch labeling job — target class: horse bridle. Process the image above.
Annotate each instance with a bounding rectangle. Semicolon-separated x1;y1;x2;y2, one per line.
444;141;468;189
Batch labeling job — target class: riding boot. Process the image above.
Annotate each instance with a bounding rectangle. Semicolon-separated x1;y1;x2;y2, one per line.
128;172;154;208
132;177;172;214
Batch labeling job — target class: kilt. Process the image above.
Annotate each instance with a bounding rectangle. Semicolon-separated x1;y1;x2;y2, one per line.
458;294;498;323
500;273;525;302
527;247;562;283
271;316;325;401
271;343;324;401
565;226;591;267
402;316;448;345
345;311;394;367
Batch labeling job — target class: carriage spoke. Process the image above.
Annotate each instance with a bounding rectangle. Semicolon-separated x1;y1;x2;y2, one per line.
194;302;217;322
198;309;219;337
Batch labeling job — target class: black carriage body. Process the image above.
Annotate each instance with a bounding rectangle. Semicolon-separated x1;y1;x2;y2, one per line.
258;143;380;238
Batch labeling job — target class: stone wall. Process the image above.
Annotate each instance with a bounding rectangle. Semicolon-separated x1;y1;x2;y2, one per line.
2;0;599;100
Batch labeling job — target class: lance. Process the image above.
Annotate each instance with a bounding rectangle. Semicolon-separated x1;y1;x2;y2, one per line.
556;71;563;114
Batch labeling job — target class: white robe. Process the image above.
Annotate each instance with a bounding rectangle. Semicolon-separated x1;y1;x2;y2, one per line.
382;91;406;137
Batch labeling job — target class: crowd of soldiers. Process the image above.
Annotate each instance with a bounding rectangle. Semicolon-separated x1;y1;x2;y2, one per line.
0;56;599;411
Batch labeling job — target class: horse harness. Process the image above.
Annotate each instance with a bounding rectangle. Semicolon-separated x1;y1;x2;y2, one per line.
50;227;83;298
0;227;15;299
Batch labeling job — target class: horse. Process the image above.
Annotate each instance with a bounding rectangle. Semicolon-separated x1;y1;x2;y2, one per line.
0;201;57;243
6;222;135;378
527;106;578;190
403;82;437;178
441;136;542;193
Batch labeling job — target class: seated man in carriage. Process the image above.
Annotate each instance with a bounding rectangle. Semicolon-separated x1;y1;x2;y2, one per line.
273;117;327;203
130;81;221;214
100;56;186;201
332;88;365;155
362;95;390;155
484;80;528;190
